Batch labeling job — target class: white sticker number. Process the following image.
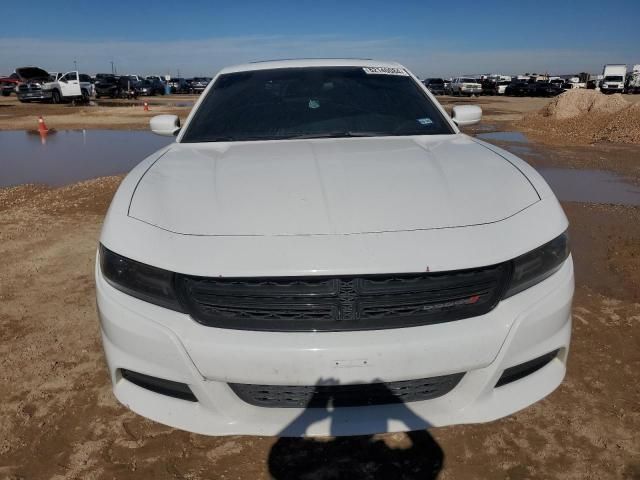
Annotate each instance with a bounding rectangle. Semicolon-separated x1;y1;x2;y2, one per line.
362;66;409;76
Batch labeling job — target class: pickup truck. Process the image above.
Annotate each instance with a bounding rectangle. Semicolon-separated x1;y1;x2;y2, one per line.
17;69;92;103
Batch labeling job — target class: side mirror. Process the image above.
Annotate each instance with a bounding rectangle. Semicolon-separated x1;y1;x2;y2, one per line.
451;105;482;127
150;114;181;136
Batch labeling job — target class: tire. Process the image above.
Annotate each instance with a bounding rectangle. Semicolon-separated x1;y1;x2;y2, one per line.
1;91;10;97
51;90;60;104
81;89;90;103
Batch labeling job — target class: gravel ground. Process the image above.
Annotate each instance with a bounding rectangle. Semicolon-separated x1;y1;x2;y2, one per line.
1;95;640;479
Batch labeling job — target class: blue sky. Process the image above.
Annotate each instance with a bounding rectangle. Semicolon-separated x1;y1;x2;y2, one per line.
2;0;639;77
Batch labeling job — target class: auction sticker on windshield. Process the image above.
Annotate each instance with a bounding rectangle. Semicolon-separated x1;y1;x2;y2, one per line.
362;66;408;76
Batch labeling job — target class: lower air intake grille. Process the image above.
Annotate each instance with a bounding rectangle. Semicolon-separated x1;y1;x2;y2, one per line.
175;264;510;332
229;373;465;408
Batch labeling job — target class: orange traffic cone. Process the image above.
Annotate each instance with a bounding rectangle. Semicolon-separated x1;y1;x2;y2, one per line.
143;102;149;112
38;116;49;134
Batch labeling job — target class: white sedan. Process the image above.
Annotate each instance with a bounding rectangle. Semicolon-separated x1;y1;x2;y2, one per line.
96;58;573;437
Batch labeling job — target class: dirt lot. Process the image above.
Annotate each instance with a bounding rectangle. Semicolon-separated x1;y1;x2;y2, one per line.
1;93;640;479
0;95;196;131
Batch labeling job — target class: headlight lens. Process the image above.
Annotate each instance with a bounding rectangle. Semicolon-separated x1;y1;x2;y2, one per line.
503;232;570;299
99;245;184;312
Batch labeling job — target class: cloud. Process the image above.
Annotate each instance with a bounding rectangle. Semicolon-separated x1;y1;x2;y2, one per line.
0;35;634;78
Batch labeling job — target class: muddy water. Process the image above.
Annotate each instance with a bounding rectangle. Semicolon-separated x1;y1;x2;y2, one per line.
538;168;640;206
476;131;640;206
0;130;172;187
476;131;529;143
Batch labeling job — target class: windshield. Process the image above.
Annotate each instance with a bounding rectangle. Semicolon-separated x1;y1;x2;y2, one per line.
460;78;477;83
604;76;623;82
182;67;453;143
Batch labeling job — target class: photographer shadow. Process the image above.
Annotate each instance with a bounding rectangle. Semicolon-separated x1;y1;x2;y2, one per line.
268;378;444;479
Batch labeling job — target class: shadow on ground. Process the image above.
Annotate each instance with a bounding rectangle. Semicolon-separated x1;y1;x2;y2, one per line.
267;378;444;479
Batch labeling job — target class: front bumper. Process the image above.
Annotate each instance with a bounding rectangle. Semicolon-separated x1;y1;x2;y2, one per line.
17;90;52;101
96;257;574;437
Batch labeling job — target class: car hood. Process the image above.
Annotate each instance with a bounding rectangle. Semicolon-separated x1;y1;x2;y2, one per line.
128;135;540;236
15;67;50;82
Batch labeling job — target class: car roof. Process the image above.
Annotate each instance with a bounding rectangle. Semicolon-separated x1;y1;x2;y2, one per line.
218;58;405;74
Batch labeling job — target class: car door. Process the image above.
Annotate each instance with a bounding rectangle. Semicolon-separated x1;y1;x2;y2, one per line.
59;71;82;97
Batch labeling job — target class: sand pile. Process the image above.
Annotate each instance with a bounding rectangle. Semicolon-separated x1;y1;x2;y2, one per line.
519;90;640;144
541;89;629;119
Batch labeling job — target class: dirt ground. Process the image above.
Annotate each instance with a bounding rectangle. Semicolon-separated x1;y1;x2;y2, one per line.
0;95;196;131
1;93;640;479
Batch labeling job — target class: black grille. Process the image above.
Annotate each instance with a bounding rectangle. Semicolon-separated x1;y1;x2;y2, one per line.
229;374;464;408
175;264;510;331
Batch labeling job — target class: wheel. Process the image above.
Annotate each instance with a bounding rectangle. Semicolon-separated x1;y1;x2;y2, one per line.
81;89;90;103
1;91;10;97
96;94;101;99
51;90;60;104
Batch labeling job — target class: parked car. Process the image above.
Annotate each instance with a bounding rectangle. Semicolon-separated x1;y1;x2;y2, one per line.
16;68;91;103
0;73;19;96
12;67;51;102
528;81;564;97
42;71;93;103
168;77;189;94
97;59;573;437
504;80;530;96
188;77;211;93
95;76;120;98
450;77;482;96
146;75;166;84
422;78;445;95
79;74;96;97
95;76;139;99
481;78;510;95
137;79;165;96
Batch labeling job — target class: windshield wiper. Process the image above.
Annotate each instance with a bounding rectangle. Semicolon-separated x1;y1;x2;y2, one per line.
282;131;388;140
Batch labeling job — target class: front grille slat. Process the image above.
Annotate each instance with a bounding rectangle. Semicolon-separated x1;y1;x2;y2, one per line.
176;264;510;331
229;373;465;408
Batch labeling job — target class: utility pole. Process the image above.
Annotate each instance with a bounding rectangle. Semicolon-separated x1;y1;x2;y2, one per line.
110;61;115;75
73;59;77;71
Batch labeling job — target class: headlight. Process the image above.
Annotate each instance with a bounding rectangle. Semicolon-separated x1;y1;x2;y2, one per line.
503;232;570;298
99;245;184;311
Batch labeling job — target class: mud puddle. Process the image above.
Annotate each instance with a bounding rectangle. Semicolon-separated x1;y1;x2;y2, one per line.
0;130;172;187
476;131;528;143
475;130;640;206
538;168;640;206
